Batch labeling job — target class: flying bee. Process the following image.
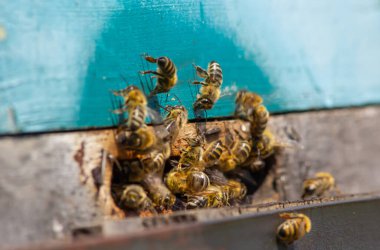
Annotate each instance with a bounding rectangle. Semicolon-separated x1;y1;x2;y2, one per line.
302;172;335;199
192;61;223;110
186;185;228;209
142;175;176;209
163;105;188;143
277;213;312;245
112;85;148;131
119;185;156;213
140;55;177;96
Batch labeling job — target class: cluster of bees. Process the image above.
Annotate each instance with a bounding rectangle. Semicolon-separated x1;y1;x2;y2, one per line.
107;54;338;245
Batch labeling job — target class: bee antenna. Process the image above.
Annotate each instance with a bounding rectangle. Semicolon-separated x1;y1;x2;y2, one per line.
172;93;183;106
138;74;147;94
157;103;170;112
119;74;128;84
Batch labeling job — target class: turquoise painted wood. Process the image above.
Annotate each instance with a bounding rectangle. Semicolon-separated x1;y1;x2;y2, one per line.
1;1;380;134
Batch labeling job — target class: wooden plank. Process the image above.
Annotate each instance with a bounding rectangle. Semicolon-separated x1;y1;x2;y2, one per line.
0;106;379;248
28;195;380;250
1;1;380;133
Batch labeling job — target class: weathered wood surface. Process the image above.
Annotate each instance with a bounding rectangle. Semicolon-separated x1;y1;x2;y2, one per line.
1;1;380;133
30;195;380;250
0;106;379;248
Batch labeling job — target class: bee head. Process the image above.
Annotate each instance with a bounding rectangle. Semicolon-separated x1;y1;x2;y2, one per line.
157;57;168;68
162;194;176;207
186;196;206;209
115;132;127;146
122;186;144;208
116;131;141;148
302;183;316;198
125;85;139;93
127;132;142;147
193;98;214;110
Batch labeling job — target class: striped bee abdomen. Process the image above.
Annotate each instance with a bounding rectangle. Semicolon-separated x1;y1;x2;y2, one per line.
207;61;223;86
157;57;176;77
128;105;147;131
204;140;225;163
251;105;269;139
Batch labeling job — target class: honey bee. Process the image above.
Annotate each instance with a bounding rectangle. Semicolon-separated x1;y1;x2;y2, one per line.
192;61;223;110
235;90;263;120
234;90;269;139
115;125;157;152
140;55;177;96
250;105;269;139
177;136;204;170
216;136;252;173
165;169;188;194
186;171;210;193
302;172;335;199
225;179;247;201
250;129;276;160
163;105;188;143
203;139;226;165
142;175;176;208
277;213;312;244
112;85;148;131
186;185;228;209
165;168;209;194
119;185;156;213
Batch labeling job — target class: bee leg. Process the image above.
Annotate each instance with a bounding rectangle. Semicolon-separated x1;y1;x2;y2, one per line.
111;106;128;115
107;153;123;172
144;55;158;63
192;80;207;86
139;70;165;77
192;64;209;78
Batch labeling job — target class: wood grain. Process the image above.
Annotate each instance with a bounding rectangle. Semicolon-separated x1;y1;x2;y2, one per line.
0;106;380;248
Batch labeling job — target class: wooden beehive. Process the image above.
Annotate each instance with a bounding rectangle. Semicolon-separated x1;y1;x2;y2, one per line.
1;1;380;249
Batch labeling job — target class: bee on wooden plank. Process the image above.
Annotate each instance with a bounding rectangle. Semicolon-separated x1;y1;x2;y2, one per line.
163;105;188;144
186;185;229;209
192;61;223;110
140;54;178;97
277;212;312;245
165;167;209;195
142;175;176;209
118;184;156;214
302;172;335;199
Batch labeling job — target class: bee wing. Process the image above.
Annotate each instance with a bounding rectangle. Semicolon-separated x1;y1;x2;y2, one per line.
192;64;209;78
164;119;178;136
111;89;128;97
204;168;228;186
153;124;171;143
111;107;128;115
147;106;164;125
